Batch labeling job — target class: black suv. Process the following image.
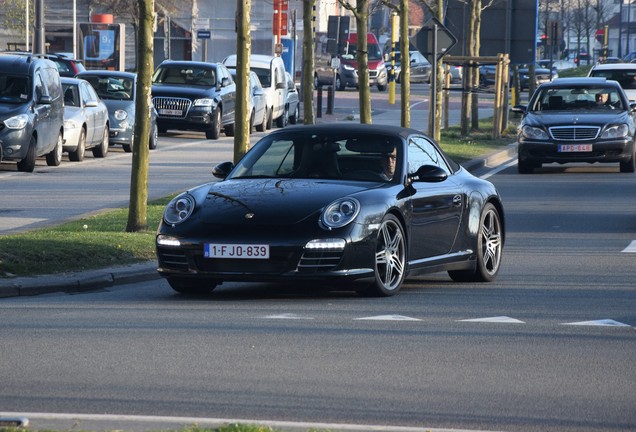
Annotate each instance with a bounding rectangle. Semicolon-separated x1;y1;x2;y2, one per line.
0;53;65;172
151;60;236;140
1;51;85;77
515;77;636;173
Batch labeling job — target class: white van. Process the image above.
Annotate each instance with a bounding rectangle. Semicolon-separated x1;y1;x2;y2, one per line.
223;54;287;128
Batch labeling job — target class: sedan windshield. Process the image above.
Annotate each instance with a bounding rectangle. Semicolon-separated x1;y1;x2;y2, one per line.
530;86;625;111
153;66;216;87
229;131;402;182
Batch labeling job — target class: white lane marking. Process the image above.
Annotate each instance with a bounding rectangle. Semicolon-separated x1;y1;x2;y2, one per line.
0;412;502;432
561;319;631;327
354;315;422;321
622;240;636;253
262;313;313;320
457;316;525;324
479;159;517;180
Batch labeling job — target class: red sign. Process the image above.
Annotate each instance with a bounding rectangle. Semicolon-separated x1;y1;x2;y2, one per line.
273;12;288;36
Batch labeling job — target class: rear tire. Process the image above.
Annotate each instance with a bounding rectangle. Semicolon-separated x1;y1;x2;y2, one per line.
256;108;267;132
149;123;158;150
448;203;503;282
289;104;299;124
17;135;37;172
46;131;63;166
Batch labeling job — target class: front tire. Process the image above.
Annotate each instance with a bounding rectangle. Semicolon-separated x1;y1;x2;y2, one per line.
46;131;63;166
619;147;635;173
17;135;37;172
276;106;288;128
448;203;503;282
149;123;158;150
92;126;109;158
359;214;406;297
289;104;299;124
206;109;221;140
68;128;86;162
167;277;218;295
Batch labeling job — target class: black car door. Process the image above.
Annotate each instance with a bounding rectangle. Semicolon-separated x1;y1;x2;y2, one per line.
406;135;463;260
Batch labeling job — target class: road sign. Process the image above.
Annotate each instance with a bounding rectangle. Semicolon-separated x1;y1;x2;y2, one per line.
194;18;209;31
197;30;211;39
413;16;457;64
273;12;288;36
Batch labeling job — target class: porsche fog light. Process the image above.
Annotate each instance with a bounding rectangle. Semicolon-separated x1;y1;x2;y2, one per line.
521;125;548;140
157;235;181;247
601;124;628;139
164;193;195;225
321;198;360;229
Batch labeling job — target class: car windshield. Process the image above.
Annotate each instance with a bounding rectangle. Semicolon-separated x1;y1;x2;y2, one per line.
82;75;134;100
589;69;636;90
529;86;625;111
0;74;30;103
228;131;402;182
347;43;383;61
152;65;216;87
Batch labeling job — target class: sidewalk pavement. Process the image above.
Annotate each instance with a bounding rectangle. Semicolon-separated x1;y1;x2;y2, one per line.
0;108;518;299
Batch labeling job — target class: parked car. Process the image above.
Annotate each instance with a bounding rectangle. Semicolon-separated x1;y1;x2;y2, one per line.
151;60;235;140
481;63;557;90
223;54;286;128
61;77;109;161
514;77;636;174
285;72;300;125
588;63;636;101
229;69;267;133
156;123;505;297
385;50;432;83
0;53;64;172
0;51;85;77
623;52;636;63
77;70;158;152
314;33;388;91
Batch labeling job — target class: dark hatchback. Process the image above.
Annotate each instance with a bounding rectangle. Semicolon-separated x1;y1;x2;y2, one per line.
151;60;236;140
515;77;636;173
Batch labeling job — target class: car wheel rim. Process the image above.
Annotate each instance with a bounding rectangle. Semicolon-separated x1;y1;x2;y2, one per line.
481;208;502;276
375;219;405;292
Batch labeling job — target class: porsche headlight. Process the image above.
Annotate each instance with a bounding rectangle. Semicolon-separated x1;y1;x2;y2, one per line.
521;125;549;140
601;124;629;139
114;109;128;121
164;193;195;225
4;114;29;130
321;198;360;230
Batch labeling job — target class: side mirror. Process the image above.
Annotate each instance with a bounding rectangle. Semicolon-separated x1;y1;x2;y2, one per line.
38;94;52;105
409;165;448;183
212;161;234;179
629;102;636;113
220;77;230;88
85;100;98;108
275;81;286;90
511;104;527;114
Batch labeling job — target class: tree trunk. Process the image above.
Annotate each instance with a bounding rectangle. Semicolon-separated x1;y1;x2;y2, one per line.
399;0;410;128
302;0;315;125
355;1;372;124
234;0;251;163
126;0;154;232
470;0;481;131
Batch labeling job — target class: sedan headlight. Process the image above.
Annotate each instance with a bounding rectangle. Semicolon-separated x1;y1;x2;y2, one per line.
321;197;360;230
342;64;355;71
521;125;549;140
4;114;29;130
164;193;195;225
601;124;629;139
64;119;79;130
114;109;128;121
194;98;215;107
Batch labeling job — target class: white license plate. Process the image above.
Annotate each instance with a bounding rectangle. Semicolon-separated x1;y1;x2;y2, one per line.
558;144;592;152
204;243;270;259
159;108;182;116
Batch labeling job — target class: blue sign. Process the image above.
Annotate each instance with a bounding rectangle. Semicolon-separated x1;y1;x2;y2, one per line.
197;30;211;39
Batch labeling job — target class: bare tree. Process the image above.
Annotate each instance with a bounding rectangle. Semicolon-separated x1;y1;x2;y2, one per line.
337;0;372;124
1;0;34;41
126;0;154;232
302;0;315;125
234;0;250;162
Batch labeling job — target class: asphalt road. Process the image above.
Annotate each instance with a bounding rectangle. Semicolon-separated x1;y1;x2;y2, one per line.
1;162;635;432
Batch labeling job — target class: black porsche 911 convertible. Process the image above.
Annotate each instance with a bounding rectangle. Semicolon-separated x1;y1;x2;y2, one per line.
156;123;505;296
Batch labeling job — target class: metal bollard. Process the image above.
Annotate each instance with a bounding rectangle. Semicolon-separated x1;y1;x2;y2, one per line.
316;86;322;118
326;85;334;115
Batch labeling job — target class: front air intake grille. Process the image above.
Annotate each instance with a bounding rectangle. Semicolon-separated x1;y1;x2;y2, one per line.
152;97;192;119
297;250;343;273
549;126;600;141
157;248;189;271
